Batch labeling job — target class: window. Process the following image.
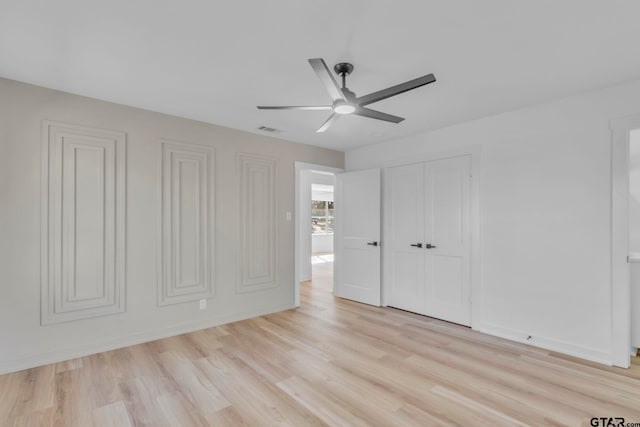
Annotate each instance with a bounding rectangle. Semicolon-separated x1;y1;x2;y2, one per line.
312;200;334;234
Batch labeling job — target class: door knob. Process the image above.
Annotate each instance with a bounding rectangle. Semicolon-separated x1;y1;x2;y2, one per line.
410;243;423;248
425;243;437;249
367;241;379;246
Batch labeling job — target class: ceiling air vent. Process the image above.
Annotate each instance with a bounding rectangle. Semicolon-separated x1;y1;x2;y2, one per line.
257;126;281;134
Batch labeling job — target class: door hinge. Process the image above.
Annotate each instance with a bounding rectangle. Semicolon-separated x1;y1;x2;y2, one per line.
627;255;630;263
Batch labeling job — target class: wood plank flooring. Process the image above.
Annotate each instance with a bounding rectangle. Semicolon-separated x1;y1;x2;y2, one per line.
2;260;640;426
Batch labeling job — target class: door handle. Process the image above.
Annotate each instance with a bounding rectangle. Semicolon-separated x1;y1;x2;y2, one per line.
367;241;379;246
410;243;423;248
425;243;437;249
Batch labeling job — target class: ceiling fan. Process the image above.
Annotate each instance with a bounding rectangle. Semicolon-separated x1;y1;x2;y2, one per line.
257;58;436;133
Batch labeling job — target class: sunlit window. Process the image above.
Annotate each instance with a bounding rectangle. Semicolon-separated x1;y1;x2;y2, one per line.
312;200;334;235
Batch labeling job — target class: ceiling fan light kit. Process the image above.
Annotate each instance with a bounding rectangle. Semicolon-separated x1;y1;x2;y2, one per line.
257;58;436;133
333;100;355;115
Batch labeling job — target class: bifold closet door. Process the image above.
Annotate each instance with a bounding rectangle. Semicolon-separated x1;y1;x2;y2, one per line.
387;162;425;313
424;155;472;326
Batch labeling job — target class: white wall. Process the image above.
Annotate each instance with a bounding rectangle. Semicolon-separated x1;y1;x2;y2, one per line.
346;78;640;364
0;78;343;374
311;173;335;188
312;234;334;254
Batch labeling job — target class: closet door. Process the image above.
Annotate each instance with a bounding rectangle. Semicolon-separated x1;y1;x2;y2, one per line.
386;162;425;313
424;155;472;326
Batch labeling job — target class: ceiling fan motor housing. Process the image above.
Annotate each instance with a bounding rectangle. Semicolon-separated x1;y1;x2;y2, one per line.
334;62;354;76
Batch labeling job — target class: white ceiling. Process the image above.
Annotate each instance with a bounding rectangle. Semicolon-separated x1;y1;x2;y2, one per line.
2;1;640;151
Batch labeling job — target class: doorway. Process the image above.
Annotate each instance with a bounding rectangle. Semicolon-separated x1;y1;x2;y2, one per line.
311;181;335;281
294;162;343;307
611;116;640;368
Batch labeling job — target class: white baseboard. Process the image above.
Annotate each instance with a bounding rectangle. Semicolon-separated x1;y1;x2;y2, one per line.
475;322;613;366
0;302;294;375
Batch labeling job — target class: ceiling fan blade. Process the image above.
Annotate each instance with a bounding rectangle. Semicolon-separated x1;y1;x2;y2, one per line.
356;73;436;107
354;107;404;123
316;113;340;133
308;58;346;102
257;105;332;110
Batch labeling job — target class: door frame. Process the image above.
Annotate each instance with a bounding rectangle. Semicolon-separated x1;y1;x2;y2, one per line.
610;115;640;368
294;162;343;307
381;146;482;327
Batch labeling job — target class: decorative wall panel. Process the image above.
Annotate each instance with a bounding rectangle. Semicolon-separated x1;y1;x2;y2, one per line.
41;121;126;324
158;141;215;306
237;153;277;293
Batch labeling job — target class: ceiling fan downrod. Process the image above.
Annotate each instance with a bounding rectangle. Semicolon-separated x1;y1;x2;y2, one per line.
334;62;354;90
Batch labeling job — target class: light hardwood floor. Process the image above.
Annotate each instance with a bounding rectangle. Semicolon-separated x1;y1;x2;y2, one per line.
2;260;640;426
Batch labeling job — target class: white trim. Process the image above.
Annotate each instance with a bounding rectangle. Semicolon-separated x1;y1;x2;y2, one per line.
294;162;343;307
477;322;613;366
157;139;216;306
381;146;482;330
609;115;640;368
381;167;390;307
41;120;127;324
379;145;482;169
237;153;278;293
0;302;294;375
295;161;344;172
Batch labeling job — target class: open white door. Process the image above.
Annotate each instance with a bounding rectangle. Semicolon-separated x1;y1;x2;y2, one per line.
334;169;381;306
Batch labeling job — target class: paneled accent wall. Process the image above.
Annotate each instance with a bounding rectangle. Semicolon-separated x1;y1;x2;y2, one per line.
41;121;126;324
237;153;277;293
158;141;215;306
